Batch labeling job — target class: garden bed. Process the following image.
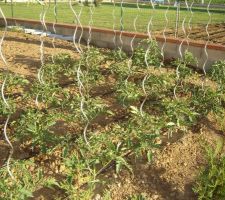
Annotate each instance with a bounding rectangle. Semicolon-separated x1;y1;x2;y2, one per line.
0;30;225;200
162;23;225;46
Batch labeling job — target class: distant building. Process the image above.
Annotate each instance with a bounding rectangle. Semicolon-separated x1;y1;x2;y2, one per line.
153;0;165;4
141;0;165;4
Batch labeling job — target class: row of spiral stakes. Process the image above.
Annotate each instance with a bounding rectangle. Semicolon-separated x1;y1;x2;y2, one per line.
0;0;214;182
174;0;212;99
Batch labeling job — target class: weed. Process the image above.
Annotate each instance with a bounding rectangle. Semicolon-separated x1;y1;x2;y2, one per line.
191;86;223;116
208;60;225;90
59;150;98;200
193;140;225;200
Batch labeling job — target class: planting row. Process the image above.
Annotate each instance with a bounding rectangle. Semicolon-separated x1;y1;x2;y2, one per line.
0;39;225;199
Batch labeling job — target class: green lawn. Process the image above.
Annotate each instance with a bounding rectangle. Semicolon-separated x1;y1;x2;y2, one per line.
0;2;224;32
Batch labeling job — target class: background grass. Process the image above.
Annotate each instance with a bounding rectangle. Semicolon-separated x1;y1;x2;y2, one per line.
0;2;224;32
169;0;225;4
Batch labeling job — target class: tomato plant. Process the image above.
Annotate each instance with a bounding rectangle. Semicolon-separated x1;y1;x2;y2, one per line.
1;38;224;199
132;39;162;68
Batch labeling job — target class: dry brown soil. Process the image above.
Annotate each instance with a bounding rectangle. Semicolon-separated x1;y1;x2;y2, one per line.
159;23;225;46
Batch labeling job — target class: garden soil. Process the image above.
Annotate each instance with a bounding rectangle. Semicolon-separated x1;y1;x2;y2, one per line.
160;23;225;46
0;31;224;200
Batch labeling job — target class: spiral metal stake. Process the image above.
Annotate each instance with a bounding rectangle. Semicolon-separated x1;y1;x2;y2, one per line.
146;1;154;42
82;2;95;147
173;0;189;100
4;116;14;178
38;2;48;83
85;2;94;71
0;8;14;180
36;0;49;107
1;76;9;108
186;1;194;49
69;0;83;53
112;0;116;47
140;0;155;116
77;60;90;146
51;0;58;63
202;0;212;89
119;0;124;56
160;0;170;66
125;0;140;86
178;0;189;60
69;1;90;146
131;0;140;54
77;7;84;51
85;3;94;73
39;0;50;83
87;5;94;49
119;0;126;107
175;1;180;38
77;62;90;146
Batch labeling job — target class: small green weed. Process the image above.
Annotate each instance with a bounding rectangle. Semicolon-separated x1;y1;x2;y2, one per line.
193;140;225;200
